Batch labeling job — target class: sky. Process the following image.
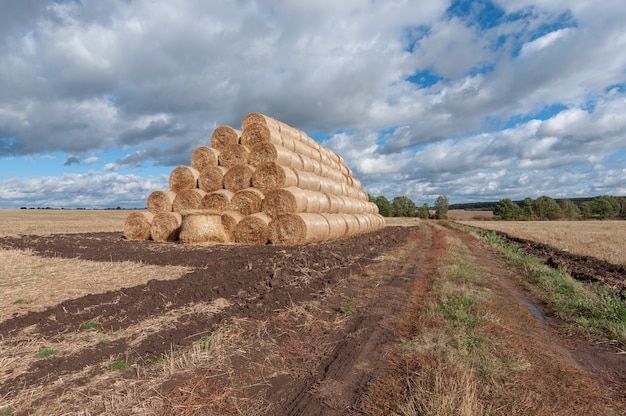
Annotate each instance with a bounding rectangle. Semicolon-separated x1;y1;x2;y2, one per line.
1;0;625;209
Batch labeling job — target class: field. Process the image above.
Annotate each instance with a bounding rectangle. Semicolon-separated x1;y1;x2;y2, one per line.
0;210;624;415
458;219;626;266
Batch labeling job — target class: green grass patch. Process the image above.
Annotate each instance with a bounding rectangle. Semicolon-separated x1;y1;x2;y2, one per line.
81;321;99;330
342;298;355;316
0;406;13;416
35;349;57;358
110;359;130;370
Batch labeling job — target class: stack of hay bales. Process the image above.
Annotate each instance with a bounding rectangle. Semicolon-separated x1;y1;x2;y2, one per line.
124;112;384;245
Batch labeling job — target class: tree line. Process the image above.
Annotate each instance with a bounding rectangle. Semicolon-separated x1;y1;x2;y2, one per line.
369;194;626;221
368;194;450;219
492;195;626;220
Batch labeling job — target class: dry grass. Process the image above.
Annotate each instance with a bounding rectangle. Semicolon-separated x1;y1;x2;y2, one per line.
0;209;130;236
0;248;191;322
458;220;626;265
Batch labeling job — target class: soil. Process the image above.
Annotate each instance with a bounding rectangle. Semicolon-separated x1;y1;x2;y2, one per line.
0;224;624;415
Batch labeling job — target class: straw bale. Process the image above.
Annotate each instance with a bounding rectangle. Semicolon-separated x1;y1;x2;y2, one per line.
173;188;206;212
327;194;345;214
223;164;255;192
198;166;227;193
299;156;323;175
180;212;228;244
278;126;299;152
291;139;317;160
241;112;280;131
191;146;220;172
262;187;309;218
299;131;321;150
124;211;153;240
343;214;361;236
221;210;244;242
318;193;331;213
240;123;282;147
234;213;272;245
218;144;250;168
210;125;241;151
352;214;371;234
295;170;321;192
201;189;234;212
169;166;200;193
150;212;183;242
231;187;264;216
269;213;330;245
252;162;298;191
321;213;348;241
319;177;343;195
247;142;303;170
146;190;176;214
320;163;346;184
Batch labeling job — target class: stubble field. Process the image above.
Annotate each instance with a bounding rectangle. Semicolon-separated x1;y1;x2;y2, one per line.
0;210;624;415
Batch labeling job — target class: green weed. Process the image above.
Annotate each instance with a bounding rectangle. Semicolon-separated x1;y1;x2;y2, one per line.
81;321;99;330
35;349;57;358
110;359;130;370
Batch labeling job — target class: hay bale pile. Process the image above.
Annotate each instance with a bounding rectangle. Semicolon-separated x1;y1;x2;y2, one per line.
124;112;384;245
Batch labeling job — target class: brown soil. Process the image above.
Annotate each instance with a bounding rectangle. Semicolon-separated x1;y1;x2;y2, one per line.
0;224;624;415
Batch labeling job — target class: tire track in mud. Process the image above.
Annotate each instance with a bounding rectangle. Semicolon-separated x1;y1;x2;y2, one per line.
269;226;434;415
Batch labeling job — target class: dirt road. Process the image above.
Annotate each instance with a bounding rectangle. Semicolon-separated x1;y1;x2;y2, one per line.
0;223;623;415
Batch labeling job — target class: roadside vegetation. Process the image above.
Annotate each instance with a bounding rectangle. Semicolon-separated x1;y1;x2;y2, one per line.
482;230;626;345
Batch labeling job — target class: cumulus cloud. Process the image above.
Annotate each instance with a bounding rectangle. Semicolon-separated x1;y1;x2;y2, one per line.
0;0;625;207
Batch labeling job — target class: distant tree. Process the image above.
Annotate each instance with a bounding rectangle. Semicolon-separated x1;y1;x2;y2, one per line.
375;196;392;217
417;203;430;219
368;194;376;203
559;199;580;220
534;196;561;220
592;195;620;219
520;197;535;220
392;196;417;217
618;197;626;219
580;201;594;219
434;195;449;220
493;198;522;220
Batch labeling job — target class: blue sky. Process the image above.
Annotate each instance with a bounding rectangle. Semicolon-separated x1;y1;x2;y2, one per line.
1;0;625;208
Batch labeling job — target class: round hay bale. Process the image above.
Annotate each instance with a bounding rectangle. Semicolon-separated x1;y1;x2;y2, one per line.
172;188;206;212
241;112;280;131
150;212;183;242
146;190;176;214
198;166;227;193
295;170;321;192
269;213;330;245
317;192;331;213
321;213;348;241
320;163;346;184
210;125;241;151
231;187;264;216
201;189;234;212
218;144;250;168
278;123;301;148
124;211;153;240
169;166;200;193
299;131;321;150
251;162;298;191
223;164;255;192
191;146;220;172
343;214;361;236
327;194;345;214
299;155;323;175
319;177;343;195
240;123;282;147
247;142;302;170
352;214;371;234
262;187;309;218
234;213;272;245
221;210;244;242
180;212;228;244
292;139;317;161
